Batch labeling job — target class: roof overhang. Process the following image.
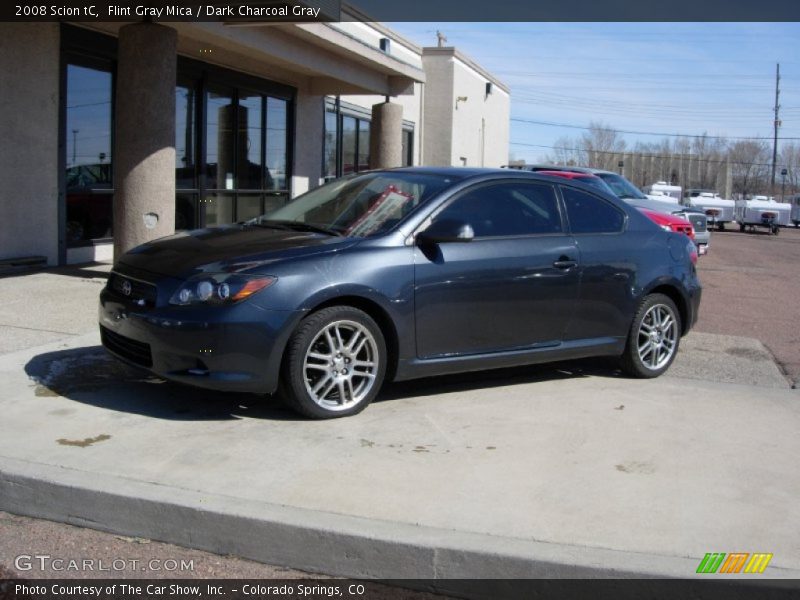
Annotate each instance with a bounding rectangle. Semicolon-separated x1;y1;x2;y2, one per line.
216;20;425;95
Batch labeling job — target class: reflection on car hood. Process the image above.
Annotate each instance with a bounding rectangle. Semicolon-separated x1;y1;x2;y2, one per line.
119;225;359;278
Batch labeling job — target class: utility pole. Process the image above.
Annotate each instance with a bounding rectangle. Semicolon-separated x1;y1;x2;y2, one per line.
771;63;781;189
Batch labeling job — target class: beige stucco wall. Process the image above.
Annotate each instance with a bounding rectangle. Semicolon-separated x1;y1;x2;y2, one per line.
420;55;455;167
0;23;60;265
450;56;510;168
422;49;510;168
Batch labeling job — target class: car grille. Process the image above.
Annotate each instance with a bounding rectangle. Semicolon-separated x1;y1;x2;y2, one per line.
107;272;158;308
686;214;707;232
100;326;153;368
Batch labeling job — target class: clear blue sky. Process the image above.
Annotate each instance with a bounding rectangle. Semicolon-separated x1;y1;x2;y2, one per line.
386;22;800;163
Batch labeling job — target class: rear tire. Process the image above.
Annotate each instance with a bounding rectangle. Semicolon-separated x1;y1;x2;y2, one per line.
279;306;387;419
739;222;746;232
620;294;681;379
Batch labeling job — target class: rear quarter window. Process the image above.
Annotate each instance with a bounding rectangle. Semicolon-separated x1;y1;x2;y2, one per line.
561;187;625;234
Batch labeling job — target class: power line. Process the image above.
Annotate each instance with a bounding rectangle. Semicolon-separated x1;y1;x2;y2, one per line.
509;140;785;169
510;117;800;141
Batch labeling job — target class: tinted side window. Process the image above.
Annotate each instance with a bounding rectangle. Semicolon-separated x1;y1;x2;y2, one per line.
434;182;562;237
561;187;625;234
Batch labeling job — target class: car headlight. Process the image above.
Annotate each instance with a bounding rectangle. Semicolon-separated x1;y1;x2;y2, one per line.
661;224;673;232
169;274;276;306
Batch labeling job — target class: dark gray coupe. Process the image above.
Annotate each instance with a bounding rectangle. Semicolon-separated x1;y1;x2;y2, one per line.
100;168;701;418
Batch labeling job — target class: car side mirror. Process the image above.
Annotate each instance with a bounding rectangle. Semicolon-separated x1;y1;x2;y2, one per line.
417;219;475;244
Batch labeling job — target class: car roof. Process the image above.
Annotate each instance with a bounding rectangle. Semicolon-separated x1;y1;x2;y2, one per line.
503;164;615;176
381;166;610;186
535;170;600;179
388;166;508;179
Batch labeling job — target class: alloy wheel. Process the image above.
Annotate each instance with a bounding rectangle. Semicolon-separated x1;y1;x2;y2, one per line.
636;304;678;371
302;319;380;411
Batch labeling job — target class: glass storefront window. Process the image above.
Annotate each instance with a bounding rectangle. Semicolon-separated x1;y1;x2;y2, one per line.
236;193;264;222
357;120;370;171
206;86;235;189
266;97;288;191
175;193;197;231
402;129;413;167
324;103;395;180
342;116;357;175
203;192;235;226
175;81;196;189
324;110;338;179
238;91;263;190
65;62;114;244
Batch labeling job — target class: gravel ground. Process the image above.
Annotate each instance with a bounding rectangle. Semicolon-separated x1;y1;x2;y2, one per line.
693;224;800;387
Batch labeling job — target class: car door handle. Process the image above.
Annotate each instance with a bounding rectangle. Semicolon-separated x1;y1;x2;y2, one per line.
553;258;578;269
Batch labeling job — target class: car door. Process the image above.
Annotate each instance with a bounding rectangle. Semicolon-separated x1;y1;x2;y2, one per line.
413;180;580;359
558;185;637;342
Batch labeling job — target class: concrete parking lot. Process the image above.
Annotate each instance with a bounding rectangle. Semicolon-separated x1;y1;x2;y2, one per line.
0;228;799;587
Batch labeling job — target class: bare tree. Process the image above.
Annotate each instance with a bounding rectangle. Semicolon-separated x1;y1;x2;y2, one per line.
580;122;626;170
728;140;770;199
543;135;586;166
778;142;800;196
690;134;728;190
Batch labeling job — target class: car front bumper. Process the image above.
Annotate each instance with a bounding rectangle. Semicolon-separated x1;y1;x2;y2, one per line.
99;287;303;394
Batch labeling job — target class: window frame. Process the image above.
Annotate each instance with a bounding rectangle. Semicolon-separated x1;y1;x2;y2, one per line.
423;179;567;240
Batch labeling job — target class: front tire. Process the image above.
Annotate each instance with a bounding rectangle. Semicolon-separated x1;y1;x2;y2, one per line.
280;306;387;419
620;294;681;378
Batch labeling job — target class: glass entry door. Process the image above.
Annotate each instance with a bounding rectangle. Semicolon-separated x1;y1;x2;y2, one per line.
201;86;290;227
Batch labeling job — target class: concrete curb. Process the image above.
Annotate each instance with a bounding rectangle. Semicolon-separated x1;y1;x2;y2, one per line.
3;457;800;591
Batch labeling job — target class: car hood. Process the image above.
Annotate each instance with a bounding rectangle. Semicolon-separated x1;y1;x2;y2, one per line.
118;225;359;278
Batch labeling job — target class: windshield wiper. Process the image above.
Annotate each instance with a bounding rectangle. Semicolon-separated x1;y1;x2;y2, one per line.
251;220;342;237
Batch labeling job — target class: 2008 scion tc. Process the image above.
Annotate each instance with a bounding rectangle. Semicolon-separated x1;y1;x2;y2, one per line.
100;168;701;419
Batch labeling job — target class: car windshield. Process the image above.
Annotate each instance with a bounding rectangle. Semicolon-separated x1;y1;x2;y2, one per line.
595;172;647;200
250;172;453;237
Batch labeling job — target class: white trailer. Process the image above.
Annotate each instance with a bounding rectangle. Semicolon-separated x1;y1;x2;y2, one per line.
735;196;792;234
644;181;682;202
790;194;800;227
684;189;735;230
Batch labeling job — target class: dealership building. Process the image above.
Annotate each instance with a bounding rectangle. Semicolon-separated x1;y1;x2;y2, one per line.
0;7;509;267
